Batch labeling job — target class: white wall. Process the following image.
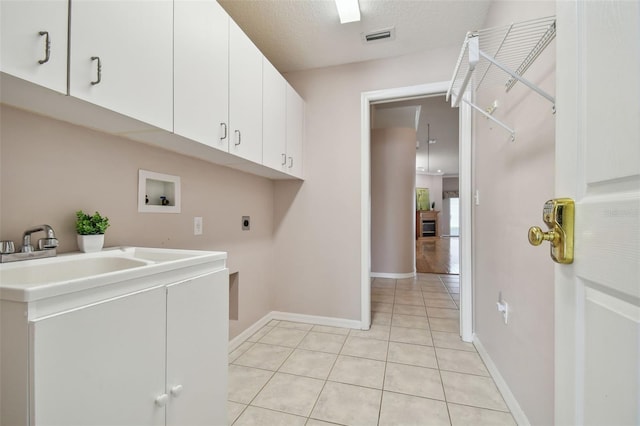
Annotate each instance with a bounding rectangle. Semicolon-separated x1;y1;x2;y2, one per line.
472;2;556;424
0;105;275;340
273;47;460;319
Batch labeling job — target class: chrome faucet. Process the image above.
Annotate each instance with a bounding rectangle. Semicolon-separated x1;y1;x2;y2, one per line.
21;224;59;252
0;225;58;263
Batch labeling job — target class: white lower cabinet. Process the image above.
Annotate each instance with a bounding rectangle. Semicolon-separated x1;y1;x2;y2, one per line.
31;286;167;426
12;269;227;426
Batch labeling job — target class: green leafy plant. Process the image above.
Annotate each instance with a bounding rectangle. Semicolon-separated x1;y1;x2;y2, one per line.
75;210;110;235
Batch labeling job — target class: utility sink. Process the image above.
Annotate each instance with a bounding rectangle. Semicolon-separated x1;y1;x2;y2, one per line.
0;256;149;285
0;246;227;303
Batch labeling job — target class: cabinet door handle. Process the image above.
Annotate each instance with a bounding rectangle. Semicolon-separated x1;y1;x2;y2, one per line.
154;393;169;407
220;123;227;140
288;156;293;168
90;56;102;85
38;31;51;64
281;153;286;166
234;130;241;146
170;384;183;397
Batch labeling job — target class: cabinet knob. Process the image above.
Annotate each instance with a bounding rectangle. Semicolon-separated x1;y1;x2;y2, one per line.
154;393;169;407
170;384;183;398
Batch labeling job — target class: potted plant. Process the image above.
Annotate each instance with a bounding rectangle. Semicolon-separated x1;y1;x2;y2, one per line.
75;210;110;253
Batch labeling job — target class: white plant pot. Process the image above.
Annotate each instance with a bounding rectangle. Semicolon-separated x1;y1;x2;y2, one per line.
77;234;105;253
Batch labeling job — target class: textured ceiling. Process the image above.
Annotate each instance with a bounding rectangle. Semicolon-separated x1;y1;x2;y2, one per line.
218;0;492;73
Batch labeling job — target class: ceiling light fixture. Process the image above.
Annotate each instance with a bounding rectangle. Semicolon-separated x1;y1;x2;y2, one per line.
335;0;360;24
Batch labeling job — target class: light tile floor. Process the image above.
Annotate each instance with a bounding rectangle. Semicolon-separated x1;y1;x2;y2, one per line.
228;274;517;426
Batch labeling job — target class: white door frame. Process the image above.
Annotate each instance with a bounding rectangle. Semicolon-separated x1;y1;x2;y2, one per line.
360;81;474;342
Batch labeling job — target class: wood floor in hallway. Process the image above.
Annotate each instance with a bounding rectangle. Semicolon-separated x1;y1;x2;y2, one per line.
416;237;459;275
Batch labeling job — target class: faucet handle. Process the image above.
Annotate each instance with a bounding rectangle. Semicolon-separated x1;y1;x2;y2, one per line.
38;237;59;250
0;240;15;254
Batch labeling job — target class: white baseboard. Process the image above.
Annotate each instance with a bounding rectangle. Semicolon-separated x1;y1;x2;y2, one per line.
473;336;530;426
371;272;416;279
270;311;362;330
228;311;362;352
228;312;277;352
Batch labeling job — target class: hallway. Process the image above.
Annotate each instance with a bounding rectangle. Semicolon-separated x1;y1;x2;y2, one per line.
227;274;515;425
416;237;459;275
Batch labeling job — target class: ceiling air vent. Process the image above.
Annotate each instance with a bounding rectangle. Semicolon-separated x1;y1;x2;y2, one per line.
362;27;395;43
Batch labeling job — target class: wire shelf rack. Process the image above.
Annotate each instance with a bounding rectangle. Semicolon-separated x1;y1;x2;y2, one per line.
446;16;556;140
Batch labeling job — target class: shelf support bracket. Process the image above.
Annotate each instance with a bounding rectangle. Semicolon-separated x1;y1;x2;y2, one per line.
478;49;555;107
462;98;515;141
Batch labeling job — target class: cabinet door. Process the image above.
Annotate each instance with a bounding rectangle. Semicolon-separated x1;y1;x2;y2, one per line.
0;0;68;94
69;0;173;131
286;84;305;178
166;269;229;426
262;58;287;172
229;19;263;163
174;0;229;151
30;287;166;426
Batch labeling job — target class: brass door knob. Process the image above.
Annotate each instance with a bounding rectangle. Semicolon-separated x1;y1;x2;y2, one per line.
528;198;574;264
528;226;559;246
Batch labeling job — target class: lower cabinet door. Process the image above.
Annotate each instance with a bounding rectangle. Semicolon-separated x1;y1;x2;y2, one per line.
166;270;229;426
30;287;166;426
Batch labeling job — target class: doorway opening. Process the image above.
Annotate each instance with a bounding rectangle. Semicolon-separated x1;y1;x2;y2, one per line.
360;82;473;342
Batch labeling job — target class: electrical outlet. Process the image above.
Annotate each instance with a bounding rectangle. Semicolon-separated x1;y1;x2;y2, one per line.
194;217;203;235
474;189;480;206
242;216;250;231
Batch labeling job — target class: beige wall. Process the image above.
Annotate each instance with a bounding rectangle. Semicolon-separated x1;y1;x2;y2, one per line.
370;128;416;276
472;1;555;424
0;105;274;340
443;176;459;192
274;47;459;319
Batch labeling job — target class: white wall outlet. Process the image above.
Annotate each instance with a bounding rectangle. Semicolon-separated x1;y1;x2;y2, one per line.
194;217;203;235
497;292;509;324
474;189;480;206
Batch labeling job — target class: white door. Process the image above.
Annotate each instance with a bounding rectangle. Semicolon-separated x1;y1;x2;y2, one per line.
229;19;263;163
555;1;640;425
166;270;229;426
174;0;229;151
69;0;173;131
30;287;166;426
286;84;305;178
262;58;287;171
0;0;68;94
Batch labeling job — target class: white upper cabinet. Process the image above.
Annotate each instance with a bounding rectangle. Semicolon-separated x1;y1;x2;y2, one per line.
286;84;304;178
0;0;68;94
69;0;173;131
262;58;287;172
229;19;263;164
174;0;229;152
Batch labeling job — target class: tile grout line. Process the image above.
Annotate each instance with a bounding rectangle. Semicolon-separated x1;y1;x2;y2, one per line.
377;278;397;425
